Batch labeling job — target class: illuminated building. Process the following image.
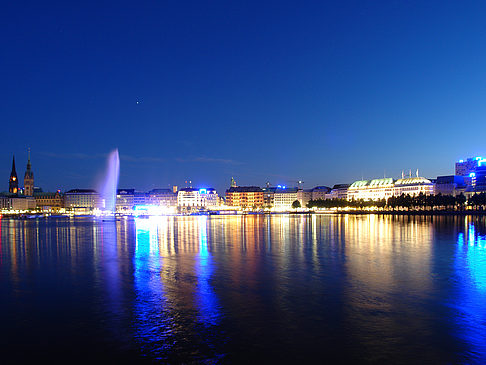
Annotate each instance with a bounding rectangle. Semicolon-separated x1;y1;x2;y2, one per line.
177;188;218;210
325;184;350;199
134;191;148;206
64;189;100;212
9;155;18;194
311;186;331;200
0;195;10;210
347;176;434;201
434;175;466;196
455;157;486;186
455;157;484;176
273;187;299;210
0;194;35;211
34;191;63;211
225;186;264;209
116;189;135;213
465;166;486;197
262;186;277;208
347;178;394;201
23;149;34;196
148;188;177;207
393;177;435;197
299;189;313;207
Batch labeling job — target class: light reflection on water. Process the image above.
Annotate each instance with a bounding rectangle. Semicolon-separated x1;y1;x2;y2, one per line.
453;219;486;362
1;215;486;362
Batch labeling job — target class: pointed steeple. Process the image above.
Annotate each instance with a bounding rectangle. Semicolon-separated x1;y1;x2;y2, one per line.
26;148;32;173
11;155;16;173
9;155;19;194
24;148;34;196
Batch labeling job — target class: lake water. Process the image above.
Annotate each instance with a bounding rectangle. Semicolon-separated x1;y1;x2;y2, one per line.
1;214;486;363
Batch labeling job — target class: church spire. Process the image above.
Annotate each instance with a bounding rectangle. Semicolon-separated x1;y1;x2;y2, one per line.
9;155;19;194
26;148;31;172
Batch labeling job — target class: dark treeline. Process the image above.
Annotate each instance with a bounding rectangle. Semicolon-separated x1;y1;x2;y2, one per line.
307;192;486;211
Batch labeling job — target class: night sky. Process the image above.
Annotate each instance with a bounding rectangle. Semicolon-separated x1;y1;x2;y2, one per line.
2;1;486;193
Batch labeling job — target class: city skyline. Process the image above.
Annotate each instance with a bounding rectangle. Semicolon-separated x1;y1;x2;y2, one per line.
2;1;486;193
3;148;484;195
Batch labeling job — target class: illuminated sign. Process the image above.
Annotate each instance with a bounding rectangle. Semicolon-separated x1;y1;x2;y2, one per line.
199;188;207;194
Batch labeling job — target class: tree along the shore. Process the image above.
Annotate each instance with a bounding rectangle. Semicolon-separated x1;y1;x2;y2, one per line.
306;192;486;211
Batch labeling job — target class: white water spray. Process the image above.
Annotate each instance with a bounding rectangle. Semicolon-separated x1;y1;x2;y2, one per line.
99;149;120;213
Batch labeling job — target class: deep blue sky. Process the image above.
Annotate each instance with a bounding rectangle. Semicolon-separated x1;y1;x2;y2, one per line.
2;0;486;193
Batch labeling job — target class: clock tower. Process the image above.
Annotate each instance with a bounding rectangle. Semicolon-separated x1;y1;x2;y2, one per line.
24;149;34;196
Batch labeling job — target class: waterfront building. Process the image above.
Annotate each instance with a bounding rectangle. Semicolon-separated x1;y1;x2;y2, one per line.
0;193;36;211
434;176;466;196
393;177;435;197
298;189;313;207
347;178;394;201
34;191;63;211
465;165;486;198
225;186;264;209
9;156;18;194
177;188;218;210
134;191;147;206
148;188;178;207
455;157;486;186
0;195;9;210
311;186;331;200
455;157;485;176
325;184;350;199
273;187;299;210
23;150;34;196
347;180;369;200
64;189;99;212
262;186;277;208
346;175;434;201
116;189;135;213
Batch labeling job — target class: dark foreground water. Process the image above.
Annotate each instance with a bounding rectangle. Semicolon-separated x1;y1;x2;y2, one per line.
1;214;486;363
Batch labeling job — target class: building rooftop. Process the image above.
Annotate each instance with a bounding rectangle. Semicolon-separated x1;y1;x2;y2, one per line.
65;189;98;194
332;184;350;190
394;177;433;186
349;180;369;188
117;189;135;195
369;178;394;187
149;188;173;194
275;187;298;193
226;186;263;193
312;186;331;191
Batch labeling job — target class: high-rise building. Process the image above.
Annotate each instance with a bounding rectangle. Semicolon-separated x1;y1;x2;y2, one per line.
455;157;485;177
23;149;34;196
9;155;18;194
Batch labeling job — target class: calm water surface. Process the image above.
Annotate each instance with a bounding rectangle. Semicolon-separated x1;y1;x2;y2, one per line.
1;214;486;363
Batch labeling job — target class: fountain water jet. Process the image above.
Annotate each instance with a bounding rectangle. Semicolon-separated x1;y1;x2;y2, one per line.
99;149;120;214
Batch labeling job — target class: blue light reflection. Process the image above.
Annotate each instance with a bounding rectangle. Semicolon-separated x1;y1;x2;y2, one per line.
453;222;486;360
133;217;173;354
195;216;220;327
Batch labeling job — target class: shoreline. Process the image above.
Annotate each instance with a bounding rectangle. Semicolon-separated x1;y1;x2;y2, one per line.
2;209;486;219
